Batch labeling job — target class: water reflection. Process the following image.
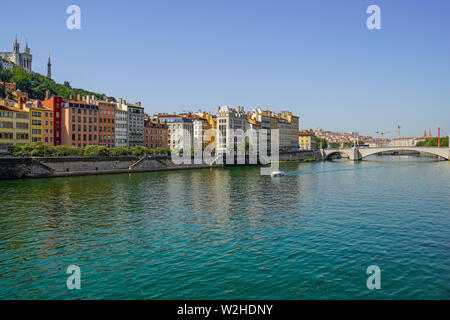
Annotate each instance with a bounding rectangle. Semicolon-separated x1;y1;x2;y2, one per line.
0;157;449;299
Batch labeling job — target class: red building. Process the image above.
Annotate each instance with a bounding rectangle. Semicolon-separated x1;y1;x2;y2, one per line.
40;96;63;146
144;117;168;149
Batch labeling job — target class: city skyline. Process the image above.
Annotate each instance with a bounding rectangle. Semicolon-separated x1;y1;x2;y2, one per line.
1;0;449;137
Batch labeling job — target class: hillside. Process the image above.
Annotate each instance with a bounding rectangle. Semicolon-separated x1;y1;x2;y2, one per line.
0;66;114;101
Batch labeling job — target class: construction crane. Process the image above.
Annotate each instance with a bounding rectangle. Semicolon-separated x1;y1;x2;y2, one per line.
397;125;402;147
376;131;390;147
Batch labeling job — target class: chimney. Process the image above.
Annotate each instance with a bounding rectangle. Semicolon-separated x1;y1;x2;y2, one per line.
136;101;141;107
76;94;81;101
45;90;50;100
69;94;74;100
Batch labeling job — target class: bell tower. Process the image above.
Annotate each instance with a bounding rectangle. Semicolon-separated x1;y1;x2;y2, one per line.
13;34;19;53
47;53;52;79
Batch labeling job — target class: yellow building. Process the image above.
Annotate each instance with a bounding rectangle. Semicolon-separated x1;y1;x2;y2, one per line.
22;99;44;143
0;103;30;152
298;131;318;150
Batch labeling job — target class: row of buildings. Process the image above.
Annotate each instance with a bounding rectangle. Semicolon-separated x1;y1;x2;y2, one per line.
0;89;168;152
0;83;302;154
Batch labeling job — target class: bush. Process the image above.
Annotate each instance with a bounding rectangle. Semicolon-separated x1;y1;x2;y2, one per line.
110;147;131;156
7;143;172;158
83;145;111;157
131;146;150;156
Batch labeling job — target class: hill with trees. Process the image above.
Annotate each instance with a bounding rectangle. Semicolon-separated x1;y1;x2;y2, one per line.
0;66;115;101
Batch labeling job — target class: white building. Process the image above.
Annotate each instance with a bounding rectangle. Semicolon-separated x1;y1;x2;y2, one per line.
115;99;128;147
192;117;209;150
216;106;248;154
156;115;193;151
126;101;145;147
0;36;33;73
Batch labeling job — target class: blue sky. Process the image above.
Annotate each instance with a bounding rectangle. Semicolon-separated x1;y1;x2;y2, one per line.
1;0;449;137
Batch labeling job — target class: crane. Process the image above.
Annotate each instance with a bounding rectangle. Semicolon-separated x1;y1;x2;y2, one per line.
376;131;390;147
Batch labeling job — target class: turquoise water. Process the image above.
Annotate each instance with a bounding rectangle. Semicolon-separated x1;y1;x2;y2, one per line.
0;156;449;299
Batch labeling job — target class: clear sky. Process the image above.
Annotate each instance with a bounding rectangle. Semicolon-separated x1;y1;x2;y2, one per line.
1;0;449;138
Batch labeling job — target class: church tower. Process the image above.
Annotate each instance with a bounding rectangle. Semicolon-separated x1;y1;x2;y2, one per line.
24;40;30;54
47;53;52;79
13;34;19;53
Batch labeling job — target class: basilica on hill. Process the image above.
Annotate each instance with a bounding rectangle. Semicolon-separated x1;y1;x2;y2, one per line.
0;35;52;78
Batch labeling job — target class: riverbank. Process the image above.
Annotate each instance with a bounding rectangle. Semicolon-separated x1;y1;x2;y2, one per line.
0;150;319;180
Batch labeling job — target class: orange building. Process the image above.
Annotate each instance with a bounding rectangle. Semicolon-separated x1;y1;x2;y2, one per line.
144;117;168;149
96;99;116;148
61;98;99;147
42;105;54;145
0;81;16;92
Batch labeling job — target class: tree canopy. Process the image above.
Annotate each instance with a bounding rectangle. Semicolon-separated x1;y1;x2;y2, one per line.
0;67;113;101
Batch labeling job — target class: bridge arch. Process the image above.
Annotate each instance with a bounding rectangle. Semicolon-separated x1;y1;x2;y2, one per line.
324;150;352;160
322;147;449;161
358;147;449;160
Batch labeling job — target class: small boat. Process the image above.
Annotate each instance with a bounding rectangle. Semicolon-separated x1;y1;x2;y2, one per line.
271;169;285;177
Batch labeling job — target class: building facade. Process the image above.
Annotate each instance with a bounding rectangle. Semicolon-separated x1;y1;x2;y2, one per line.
144;117;168;149
41;96;63;146
126;102;144;147
0;104;29;152
298;131;318;150
156;115;193;151
61;99;99;147
216;106;247;154
115;99;128;147
0;36;33;73
97;98;116;148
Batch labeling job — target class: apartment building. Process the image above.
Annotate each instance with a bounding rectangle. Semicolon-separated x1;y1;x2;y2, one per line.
144;117;168;149
115;100;128;147
97;98;116;148
61;98;99;147
279;110;300;151
0;103;29;152
216;106;247;154
298;131;318;150
126;101;145;147
156;115;193;151
41;96;63;146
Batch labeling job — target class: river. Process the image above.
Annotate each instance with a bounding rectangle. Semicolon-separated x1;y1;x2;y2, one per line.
0;156;449;299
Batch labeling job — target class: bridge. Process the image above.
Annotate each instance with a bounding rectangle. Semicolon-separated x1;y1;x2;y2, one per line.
321;146;450;161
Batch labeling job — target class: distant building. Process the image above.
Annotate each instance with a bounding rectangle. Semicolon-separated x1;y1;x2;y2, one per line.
61;97;99;147
298;131;318;150
216;106;247;154
279;111;300;151
0;81;16;92
126;101;145;147
0;102;30;152
144;117;168;149
96;98;116;148
0;36;33;73
192;116;209;150
40;96;63;146
115;99;128;147
156;114;193;151
23;99;45;143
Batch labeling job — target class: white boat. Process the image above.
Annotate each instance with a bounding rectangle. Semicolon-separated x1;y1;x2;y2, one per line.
270;170;285;177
